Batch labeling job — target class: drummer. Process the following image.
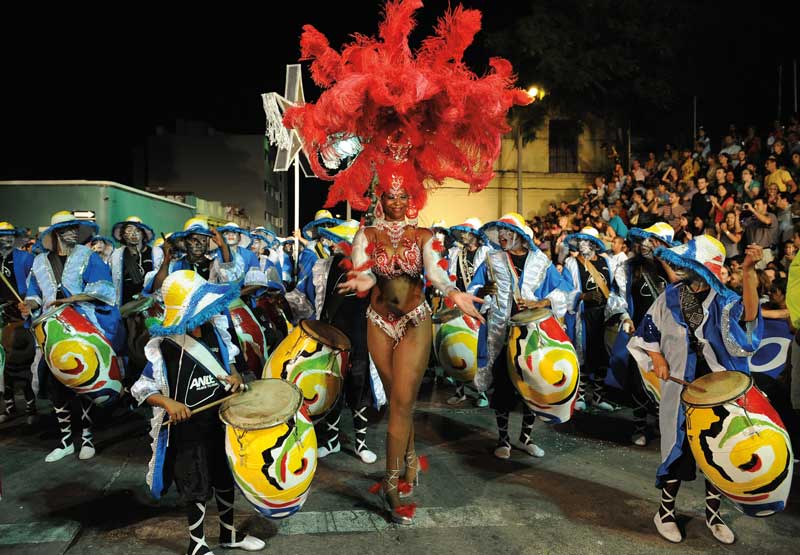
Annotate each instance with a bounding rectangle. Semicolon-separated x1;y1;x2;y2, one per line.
89;235;115;265
110;216;162;307
145;216;244;295
20;211;126;463
444;218;493;408
467;213;570;460
628;237;763;545
608;223;679;446
560;226;619;411
286;219;381;464
249;227;286;288
295;209;344;283
217;222;261;281
131;270;265;555
1;221;36;424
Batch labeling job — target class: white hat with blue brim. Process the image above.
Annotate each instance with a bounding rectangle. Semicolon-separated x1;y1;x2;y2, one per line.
39;211;99;252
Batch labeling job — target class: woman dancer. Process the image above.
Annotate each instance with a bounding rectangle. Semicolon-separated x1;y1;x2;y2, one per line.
275;0;531;525
339;181;483;524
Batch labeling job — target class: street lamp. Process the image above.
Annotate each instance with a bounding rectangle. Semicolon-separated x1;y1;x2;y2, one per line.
516;85;546;214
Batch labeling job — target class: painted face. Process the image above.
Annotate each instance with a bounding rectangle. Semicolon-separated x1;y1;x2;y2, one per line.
577;239;595;258
91;241;106;254
498;228;523;252
185;234;208;259
0;236;14;251
123;224;144;247
223;231;240;246
459;231;478;248
640;238;655;259
320;237;335;249
380;189;409;221
250;238;265;254
57;226;79;247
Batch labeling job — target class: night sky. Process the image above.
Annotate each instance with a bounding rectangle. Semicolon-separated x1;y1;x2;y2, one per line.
2;1;795;223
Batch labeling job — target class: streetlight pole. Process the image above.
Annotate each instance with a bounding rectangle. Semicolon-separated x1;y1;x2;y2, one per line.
516;120;523;215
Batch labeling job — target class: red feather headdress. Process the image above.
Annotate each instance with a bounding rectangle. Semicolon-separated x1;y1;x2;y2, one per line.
284;0;531;211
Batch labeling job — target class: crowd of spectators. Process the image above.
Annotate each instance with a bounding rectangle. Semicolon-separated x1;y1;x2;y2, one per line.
528;117;800;308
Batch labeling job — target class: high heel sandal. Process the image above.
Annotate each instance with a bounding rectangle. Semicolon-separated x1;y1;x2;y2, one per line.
369;470;416;525
398;453;429;499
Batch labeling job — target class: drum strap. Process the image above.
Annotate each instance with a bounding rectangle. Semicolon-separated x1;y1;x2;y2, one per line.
576;255;610;299
458;249;474;289
164;334;230;383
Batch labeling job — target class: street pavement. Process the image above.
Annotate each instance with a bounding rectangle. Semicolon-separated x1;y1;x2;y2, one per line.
1;379;798;555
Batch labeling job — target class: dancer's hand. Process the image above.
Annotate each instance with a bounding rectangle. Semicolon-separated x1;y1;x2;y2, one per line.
622;319;635;334
336;272;375;294
449;290;485;324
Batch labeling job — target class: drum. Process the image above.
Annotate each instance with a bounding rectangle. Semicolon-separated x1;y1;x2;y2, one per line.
432;306;480;382
229;298;269;375
264;320;350;419
506;308;580;423
220;379;317;519
682;371;794;517
254;293;292;350
31;305;122;405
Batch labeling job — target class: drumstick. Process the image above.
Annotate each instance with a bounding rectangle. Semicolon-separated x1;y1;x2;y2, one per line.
166;388;246;424
0;272;23;304
668;376;706;393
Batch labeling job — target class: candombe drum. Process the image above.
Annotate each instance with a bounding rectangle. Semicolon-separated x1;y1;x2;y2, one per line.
506;308;580;423
264;320;350;419
31;305;122;405
228;298;269;375
682;371;793;517
220;379;317;519
432;305;481;382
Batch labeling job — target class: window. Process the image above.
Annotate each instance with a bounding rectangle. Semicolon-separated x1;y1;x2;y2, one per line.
549;120;579;173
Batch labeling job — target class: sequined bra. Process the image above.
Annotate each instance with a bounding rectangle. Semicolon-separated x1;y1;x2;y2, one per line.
371;237;422;278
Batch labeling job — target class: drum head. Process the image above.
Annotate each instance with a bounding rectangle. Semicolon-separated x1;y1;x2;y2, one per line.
300;320;351;351
510;308;552;326
120;296;153;318
681;371;753;407
30;305;66;328
432;306;462;324
219;379;302;430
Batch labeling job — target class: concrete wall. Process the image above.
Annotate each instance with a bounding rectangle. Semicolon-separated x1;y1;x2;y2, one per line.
142;132;272;227
419;117;606;226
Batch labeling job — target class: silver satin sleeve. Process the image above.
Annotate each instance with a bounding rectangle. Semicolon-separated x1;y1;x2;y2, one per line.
604;260;631;321
473;252;512;392
211;251;245;284
562;257;583;314
212;313;240;362
547;289;571;320
423;236;456;295
351;229;377;289
285;289;314;321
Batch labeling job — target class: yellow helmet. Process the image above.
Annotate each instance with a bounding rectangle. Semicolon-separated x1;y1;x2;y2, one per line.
0;221;18;236
149;270;239;336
